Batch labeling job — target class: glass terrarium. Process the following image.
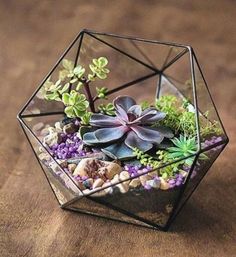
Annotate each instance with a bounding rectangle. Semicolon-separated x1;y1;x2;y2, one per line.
17;30;229;231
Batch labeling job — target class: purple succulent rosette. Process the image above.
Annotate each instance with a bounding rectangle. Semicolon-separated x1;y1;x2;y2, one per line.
83;96;173;159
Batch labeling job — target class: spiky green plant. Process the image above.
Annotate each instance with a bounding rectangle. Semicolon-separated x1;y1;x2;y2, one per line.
168;135;206;166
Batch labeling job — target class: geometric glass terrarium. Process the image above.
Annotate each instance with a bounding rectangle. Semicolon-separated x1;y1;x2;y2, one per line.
17;30;229;231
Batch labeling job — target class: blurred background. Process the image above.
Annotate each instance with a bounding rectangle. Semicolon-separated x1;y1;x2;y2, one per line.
0;1;235;257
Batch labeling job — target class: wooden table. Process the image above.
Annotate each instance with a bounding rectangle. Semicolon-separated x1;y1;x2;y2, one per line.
0;1;235;256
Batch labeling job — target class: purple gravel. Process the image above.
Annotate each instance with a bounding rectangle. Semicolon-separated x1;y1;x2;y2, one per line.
49;132;86;160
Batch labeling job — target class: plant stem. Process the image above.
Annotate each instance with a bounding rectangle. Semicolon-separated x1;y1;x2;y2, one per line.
84;80;95;112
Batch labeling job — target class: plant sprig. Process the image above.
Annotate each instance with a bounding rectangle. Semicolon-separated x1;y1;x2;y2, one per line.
41;56;110;121
155;95;222;138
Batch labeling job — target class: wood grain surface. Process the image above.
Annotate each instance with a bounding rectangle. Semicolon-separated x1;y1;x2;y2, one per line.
0;1;235;256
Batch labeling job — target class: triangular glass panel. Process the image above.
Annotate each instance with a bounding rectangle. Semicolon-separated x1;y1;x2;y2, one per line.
86;31;187;71
192;53;227;149
66;196;154;228
20;122;82;205
20;33;84;117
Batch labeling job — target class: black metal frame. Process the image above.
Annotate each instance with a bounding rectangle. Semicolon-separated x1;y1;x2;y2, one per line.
17;29;229;231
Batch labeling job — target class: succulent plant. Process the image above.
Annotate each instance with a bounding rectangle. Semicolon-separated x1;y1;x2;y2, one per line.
88;57;110;80
96;87;109;99
62;90;89;118
98;103;115;116
83;96;173;159
167;135;207;166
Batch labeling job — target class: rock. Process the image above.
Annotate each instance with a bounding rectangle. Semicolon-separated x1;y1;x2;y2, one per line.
63;123;77;134
54;121;63;132
116;182;129;193
129;178;141;188
92;178;104;189
119;171;130;181
72;158;121;181
160;177;170;190
57;159;68;168
73;159;89;177
139;174;152;186
82;189;91;195
83;178;93;188
38;152;51;161
68;163;77;173
87;151;107;160
102;182;113;194
90;187;107;197
67;152;107;165
43;127;61;146
145;178;160;189
104;162;122;180
76;181;86;191
96;167;107;181
111;174;120;184
180;170;188;178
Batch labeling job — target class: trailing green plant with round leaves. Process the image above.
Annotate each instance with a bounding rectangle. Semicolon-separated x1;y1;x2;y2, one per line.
133;148;182;179
88;57;110;80
62;90;89;118
133;147;160;168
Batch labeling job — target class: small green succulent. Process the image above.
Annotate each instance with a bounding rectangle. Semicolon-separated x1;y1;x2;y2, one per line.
167;135;199;166
98;103;115;116
88;57;110;80
62;91;89;118
96;87;108;99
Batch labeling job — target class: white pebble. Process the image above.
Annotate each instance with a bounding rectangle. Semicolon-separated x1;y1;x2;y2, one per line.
119;171;130;181
116;182;129;193
160;177;170;190
129;178;141;188
92;178;104;189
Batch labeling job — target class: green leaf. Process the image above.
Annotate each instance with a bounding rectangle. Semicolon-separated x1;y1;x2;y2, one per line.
89;64;96;73
59;83;69;94
70;78;78;84
98;57;108;67
64;106;74;118
92;59;99;66
96;72;107;80
62;59;74;71
59;69;69;80
76;82;83;91
73;65;85;77
62;93;70;105
81;111;92;125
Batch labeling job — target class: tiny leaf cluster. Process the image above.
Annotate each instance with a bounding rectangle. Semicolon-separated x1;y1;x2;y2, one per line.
41;57;110;122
